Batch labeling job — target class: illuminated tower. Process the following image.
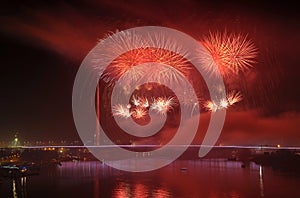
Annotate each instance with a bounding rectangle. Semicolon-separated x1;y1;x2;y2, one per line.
95;84;100;146
11;132;20;147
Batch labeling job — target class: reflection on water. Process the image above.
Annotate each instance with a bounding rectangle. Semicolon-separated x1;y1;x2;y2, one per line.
111;181;171;198
94;164;99;198
1;159;300;197
7;176;28;198
259;165;264;197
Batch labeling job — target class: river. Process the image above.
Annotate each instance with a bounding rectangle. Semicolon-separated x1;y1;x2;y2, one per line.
1;159;300;197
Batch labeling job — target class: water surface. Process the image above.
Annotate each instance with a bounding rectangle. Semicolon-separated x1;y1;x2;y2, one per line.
1;159;300;198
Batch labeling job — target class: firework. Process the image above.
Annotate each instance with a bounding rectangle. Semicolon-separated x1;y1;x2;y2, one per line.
150;97;176;115
102;60;146;85
204;100;219;112
148;48;190;75
219;98;229;108
204;91;243;112
227;90;243;105
112;104;132;118
98;31;191;86
145;63;188;85
132;95;140;106
140;97;149;108
106;49;190;86
132;107;148;119
131;95;149;108
201;31;258;76
113;96;178;119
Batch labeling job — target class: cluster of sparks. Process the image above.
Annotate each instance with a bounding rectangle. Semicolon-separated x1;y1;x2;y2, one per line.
204;91;243;112
199;31;257;112
112;104;132;118
101;30;258;116
113;96;176;119
200;31;258;77
102;47;190;86
113;90;242;119
150;97;176;115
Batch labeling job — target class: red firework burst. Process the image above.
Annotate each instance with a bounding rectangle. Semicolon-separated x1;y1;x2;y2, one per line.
201;31;258;76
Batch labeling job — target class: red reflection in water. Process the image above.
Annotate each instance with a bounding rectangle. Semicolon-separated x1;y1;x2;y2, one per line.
113;182;130;198
112;181;171;198
94;164;100;198
153;189;170;198
133;183;149;198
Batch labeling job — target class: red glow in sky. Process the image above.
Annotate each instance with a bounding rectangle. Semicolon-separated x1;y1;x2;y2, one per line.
0;0;299;145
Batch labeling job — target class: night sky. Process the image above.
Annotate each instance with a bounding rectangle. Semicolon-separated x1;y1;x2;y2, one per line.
1;0;300;145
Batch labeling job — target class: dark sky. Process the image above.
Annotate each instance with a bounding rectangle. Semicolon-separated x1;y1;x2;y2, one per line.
0;0;299;145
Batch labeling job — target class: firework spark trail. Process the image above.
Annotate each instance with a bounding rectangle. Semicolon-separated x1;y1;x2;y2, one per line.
114;96;177;119
227;90;243;105
191;102;199;117
148;47;190;75
102;59;147;85
200;31;258;77
107;49;190;86
219;98;229;108
144;63;189;85
139;97;150;108
131;95;150;108
132;107;148;119
204;91;243;112
150;97;176;115
132;95;140;106
112;104;132;118
98;31;192;87
204;100;219;112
